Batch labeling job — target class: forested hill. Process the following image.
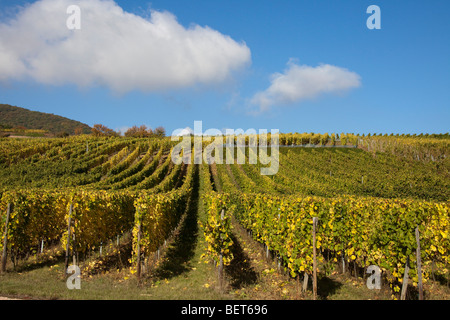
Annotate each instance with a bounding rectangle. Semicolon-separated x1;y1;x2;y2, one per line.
0;104;91;135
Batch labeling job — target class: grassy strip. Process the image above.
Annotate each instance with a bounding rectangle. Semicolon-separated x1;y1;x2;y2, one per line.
0;165;227;300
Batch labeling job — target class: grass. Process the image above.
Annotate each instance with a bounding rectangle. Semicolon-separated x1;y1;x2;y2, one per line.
222;215;450;301
1;212;449;300
0;165;228;300
0;203;223;300
222;217;391;301
0;166;449;300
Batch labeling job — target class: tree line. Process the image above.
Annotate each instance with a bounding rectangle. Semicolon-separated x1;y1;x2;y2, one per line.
91;124;165;138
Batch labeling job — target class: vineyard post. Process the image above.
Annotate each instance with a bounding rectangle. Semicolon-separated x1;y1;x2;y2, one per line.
136;216;142;281
72;231;76;267
218;209;225;292
415;227;423;300
312;217;318;300
400;257;410;300
302;273;309;292
64;204;73;274
1;203;11;273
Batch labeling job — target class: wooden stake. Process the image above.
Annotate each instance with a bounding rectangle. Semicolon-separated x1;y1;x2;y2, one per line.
1;203;12;273
400;257;410;300
136;218;142;281
312;217;318;300
218;253;224;291
72;232;76;267
302;272;309;292
64;204;73;274
218;209;225;291
415;227;424;300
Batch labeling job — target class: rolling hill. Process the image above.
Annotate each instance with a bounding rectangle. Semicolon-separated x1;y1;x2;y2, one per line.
0;104;91;136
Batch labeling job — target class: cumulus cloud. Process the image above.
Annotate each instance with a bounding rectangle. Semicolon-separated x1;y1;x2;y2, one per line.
249;60;361;114
0;0;251;93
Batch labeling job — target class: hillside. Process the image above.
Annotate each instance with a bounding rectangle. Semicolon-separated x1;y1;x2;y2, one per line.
0;104;91;136
0;135;448;301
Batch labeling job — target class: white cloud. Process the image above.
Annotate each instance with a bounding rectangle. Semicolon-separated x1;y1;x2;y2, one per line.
249;60;361;114
0;0;251;93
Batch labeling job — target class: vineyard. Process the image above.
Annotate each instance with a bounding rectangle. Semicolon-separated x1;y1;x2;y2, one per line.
0;133;449;300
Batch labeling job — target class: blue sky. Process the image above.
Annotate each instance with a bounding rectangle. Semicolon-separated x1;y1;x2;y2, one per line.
0;0;449;135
